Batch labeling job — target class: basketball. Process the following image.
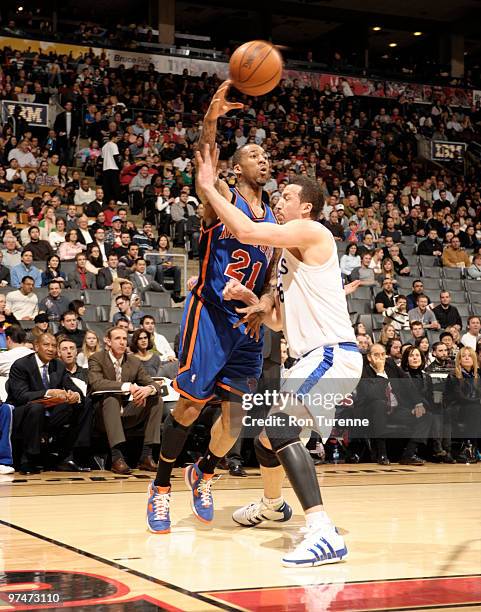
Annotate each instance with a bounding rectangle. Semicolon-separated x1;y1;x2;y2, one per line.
229;40;283;96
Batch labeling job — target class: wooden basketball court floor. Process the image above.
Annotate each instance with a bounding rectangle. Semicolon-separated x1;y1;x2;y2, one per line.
0;463;480;611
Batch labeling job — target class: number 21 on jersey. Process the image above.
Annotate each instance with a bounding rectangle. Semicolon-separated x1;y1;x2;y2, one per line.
225;248;262;291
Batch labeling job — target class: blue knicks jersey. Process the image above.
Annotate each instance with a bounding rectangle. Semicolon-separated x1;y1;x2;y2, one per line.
193;187;276;314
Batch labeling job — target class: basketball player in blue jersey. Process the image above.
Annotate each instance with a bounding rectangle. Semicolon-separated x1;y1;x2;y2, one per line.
147;81;278;534
194;144;363;567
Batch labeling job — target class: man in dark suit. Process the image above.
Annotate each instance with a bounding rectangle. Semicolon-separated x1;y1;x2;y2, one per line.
96;253;129;290
88;326;164;474
0;250;11;286
53;101;80;165
8;333;92;474
129;257;165;295
68;253;96;289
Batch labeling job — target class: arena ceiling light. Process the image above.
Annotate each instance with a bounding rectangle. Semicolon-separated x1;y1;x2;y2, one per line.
372;26;382;31
17;4;24;11
389;42;397;47
413;31;422;36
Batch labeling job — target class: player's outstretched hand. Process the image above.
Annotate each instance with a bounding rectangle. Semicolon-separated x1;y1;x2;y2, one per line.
233;303;267;342
206;80;244;122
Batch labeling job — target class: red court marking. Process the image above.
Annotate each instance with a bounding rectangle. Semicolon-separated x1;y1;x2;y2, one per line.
205;574;481;611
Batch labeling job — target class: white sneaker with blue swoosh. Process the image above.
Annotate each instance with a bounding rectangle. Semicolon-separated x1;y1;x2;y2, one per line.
282;522;348;568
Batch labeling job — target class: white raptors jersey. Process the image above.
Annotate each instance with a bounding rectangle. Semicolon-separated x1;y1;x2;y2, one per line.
277;230;356;358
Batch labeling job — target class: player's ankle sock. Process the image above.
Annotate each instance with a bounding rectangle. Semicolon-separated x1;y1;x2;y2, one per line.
154;457;175;487
197;450;222;475
262;495;284;510
306;510;332;529
111;445;124;463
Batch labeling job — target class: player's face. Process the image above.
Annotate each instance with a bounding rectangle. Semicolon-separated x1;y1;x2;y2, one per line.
236;145;270;186
275;184;307;223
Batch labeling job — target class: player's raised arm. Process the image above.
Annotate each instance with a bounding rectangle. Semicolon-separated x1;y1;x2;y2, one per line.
196;145;320;249
196;81;243;225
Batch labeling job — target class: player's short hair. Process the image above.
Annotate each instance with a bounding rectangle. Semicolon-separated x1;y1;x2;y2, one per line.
291;176;323;219
232;145;250;167
5;325;26;344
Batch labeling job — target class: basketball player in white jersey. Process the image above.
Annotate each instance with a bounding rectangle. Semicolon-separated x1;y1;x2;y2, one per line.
195;144;363;567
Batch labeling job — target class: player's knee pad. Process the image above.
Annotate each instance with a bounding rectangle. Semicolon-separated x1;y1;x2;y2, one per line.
276;441;322;511
254;435;280;468
264;412;302;452
160;413;193;461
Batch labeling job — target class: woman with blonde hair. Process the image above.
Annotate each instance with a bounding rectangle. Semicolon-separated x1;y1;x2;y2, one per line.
379;323;398;346
77;330;101;368
446;346;481;462
369;248;384;276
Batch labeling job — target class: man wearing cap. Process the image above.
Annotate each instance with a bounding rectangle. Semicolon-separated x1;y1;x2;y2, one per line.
105;216;123;250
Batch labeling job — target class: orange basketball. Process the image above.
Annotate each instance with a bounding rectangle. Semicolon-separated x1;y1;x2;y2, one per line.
229;40;283;97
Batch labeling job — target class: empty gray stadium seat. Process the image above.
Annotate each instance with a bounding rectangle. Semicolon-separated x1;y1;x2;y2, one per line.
421;267;441;278
454;304;471;318
419;255;439;268
372;314;384;330
84;290;112;306
396;277;413;290
347;298;371;315
420;278;441;290
441;279;464;292
471;303;481;316
161;308;183;325
84;305;100;321
156;323;179;343
442;268;462;279
62;262;77;277
143;291;172;308
351;285;372;301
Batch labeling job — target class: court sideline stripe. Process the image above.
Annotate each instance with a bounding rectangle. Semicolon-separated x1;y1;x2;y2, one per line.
0;518;240;612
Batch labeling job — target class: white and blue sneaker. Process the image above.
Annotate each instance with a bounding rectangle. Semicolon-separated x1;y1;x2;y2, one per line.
146;483;171;533
232;499;292;526
282;522;347;567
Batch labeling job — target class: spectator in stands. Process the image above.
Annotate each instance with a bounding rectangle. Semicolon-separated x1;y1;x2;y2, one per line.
414;336;432;363
86;244;104;274
41;254;67;286
425;341;455;463
356;333;371;354
0;326;33;376
130;329;161;377
38;280;70;323
69;253;96;289
409;320;426;344
170;191;195;247
112;231;132;259
91;227;111;265
386;338;402;366
88;326;164;474
339;243;360;279
49;217;67;251
8;139;37;168
63;204;79;232
112;295;144;330
2;235;22;269
8;183;31;214
0;252;10;286
130;257;165;295
383;295;410;331
129;165;153;215
54;101;80;165
417;229;443;258
406;280;431;311
0;294;19;330
85;187;104;218
350;253;377;287
375;277;396;313
24;227;54;261
461;316;481;350
140;315;178;379
369;248;384;277
467;253;481;280
118;243;140;273
133;222;157;254
355;343;432;465
96;253;128;290
442;236;470;269
388;244;410;276
58;229;85;262
379;323;397;346
77;331;101;369
8;332;91;474
57;336;88;386
101;132;121;206
408;294;440;330
149;235;183;301
6;275;38;320
432;291;463;329
445;347;481;463
30;313;51;342
56;311;85;349
185;203;203;258
74;178;95;206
